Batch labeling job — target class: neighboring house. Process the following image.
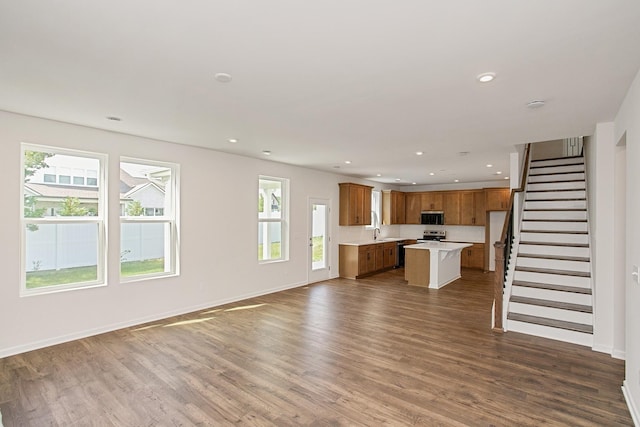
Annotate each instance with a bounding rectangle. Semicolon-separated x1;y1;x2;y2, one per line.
25;164;166;217
119;169;166;216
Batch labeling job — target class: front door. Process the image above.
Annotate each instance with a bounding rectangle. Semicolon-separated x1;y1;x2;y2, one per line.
309;198;330;283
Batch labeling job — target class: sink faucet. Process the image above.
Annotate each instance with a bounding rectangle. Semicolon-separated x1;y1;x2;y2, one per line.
373;228;381;240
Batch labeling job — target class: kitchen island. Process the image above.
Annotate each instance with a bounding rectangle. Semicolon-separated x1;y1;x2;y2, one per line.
404;242;472;288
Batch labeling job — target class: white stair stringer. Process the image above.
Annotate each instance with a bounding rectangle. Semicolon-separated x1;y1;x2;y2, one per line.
505;154;593;348
501;234;520;330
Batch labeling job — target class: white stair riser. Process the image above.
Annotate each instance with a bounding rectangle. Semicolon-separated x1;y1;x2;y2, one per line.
526;190;586;200
511;286;592;305
519;232;589;245
531;158;584;168
529;164;584;175
527;181;585;191
522;210;587;220
518;244;589;258
506;320;593;347
528;173;585;183
521;221;587;232
516;257;591;273
514;271;591;288
509;302;593;324
525;200;586;210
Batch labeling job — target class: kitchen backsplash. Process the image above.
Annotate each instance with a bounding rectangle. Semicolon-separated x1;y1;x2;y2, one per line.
338;224;485;243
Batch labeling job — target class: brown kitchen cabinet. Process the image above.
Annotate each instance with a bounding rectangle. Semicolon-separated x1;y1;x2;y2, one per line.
383;242;397;268
339;183;373;226
405;192;422;224
460;190;485;225
339;242;397;279
485;188;511;211
443;191;461;225
422;192;443;211
460;243;485;269
382;190;406;224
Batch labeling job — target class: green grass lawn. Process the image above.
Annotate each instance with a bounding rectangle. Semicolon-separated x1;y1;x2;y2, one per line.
26;258;165;289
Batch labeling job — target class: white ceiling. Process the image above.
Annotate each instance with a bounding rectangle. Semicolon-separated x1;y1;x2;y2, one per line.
1;1;639;186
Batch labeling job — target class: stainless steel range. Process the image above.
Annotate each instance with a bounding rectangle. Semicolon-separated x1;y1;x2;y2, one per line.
418;230;446;242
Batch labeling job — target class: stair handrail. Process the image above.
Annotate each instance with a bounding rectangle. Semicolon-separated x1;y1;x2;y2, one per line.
493;143;531;332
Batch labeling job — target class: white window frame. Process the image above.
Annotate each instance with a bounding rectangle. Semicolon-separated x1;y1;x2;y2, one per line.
258;175;289;263
120;157;180;282
20;143;108;296
367;190;381;229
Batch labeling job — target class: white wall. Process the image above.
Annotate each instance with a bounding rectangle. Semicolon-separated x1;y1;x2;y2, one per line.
586;123;617;355
0;110;377;357
615;67;640;423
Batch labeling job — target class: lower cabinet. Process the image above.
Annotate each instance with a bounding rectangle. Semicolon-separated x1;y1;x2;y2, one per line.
339;242;398;279
460;243;485;269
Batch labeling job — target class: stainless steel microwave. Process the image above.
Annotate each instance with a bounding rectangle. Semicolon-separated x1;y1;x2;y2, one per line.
421;211;444;225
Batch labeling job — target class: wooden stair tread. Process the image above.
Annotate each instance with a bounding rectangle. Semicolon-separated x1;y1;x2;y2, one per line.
525;198;586;202
520;230;588;234
508;313;593;334
515;266;590;277
529;171;585;176
512;280;592;294
510;296;592;313
525;189;585;193
530;155;583;162
522;219;587;222
523;208;586;212
518;253;590;262
527;179;585;184
519;241;589;248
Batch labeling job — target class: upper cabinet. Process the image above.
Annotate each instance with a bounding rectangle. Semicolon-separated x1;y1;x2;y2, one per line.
382;190;406;224
405;192;422;224
443;192;461;225
460;190;485;226
422;192;443;211
485;188;511;211
339;183;373;226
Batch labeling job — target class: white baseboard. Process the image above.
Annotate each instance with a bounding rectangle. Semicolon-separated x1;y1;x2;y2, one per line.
592;343;613;355
622;381;639;426
613;349;627;360
0;280;307;359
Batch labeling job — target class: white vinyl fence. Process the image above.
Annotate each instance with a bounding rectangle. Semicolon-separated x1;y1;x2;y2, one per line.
25;223;165;272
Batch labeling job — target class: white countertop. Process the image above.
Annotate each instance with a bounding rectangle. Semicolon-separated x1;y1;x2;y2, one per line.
339;237;411;246
405;242;472;252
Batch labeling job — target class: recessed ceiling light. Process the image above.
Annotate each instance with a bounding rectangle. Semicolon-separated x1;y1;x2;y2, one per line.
416;151;423;156
454;179;459;183
395;178;401;182
504;176;510;180
486;164;493;168
476;72;496;83
228;138;238;143
376;173;382;177
262;150;271;156
527;100;546;109
496;171;502;175
429;172;435;176
106;116;122;122
214;73;233;83
344;160;352;164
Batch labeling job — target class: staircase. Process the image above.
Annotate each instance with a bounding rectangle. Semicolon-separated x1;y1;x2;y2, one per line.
506;155;593;347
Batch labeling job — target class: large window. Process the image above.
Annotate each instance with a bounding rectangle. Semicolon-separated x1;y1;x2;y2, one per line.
21;144;106;295
120;158;179;281
258;176;288;262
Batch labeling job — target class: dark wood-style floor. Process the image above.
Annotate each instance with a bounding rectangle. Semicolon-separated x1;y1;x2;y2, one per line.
0;269;632;426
